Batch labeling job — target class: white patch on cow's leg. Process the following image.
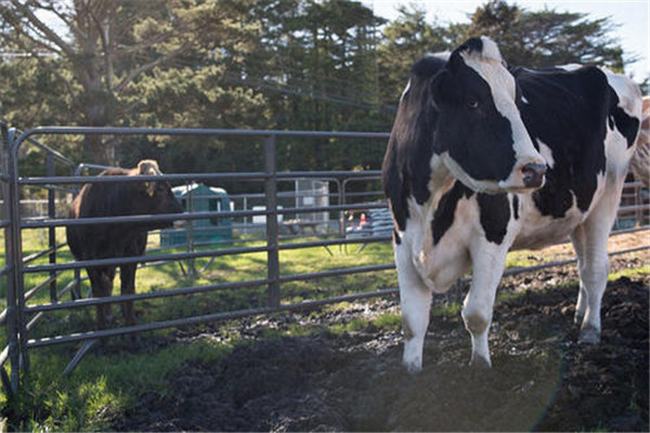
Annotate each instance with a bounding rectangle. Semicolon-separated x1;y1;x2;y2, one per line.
396;242;432;373
570;226;588;324
461;241;509;368
577;243;608;345
576;178;624;344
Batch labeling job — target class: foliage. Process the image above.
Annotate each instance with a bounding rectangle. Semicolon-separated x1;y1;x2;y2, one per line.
0;0;642;178
377;4;452;108
460;0;626;70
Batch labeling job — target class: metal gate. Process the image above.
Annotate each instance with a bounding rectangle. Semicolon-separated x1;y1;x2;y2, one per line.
0;123;648;398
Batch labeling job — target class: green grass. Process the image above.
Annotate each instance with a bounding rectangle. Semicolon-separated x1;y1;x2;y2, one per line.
10;338;230;431
0;230;399;430
608;264;650;281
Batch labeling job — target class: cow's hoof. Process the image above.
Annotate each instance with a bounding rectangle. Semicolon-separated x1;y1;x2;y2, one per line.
402;360;422;375
469;355;491;369
578;326;601;345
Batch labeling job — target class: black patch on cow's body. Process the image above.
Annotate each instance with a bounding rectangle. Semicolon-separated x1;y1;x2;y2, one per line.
382;56;446;230
432;181;473;245
511;194;519;220
609;91;640;148
512;66;609;217
477;192;511;244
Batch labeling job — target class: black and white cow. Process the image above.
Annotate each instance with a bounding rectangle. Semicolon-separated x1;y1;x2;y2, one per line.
382;37;642;372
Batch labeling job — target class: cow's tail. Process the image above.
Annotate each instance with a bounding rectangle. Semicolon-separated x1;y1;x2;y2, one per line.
630;96;650;188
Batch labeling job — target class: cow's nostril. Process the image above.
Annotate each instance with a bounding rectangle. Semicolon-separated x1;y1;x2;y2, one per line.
521;163;546;188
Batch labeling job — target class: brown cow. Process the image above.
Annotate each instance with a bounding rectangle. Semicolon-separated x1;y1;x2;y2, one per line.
66;160;183;328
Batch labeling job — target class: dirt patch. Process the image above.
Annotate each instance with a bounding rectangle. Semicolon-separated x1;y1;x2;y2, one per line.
524;228;649;262
115;264;649;432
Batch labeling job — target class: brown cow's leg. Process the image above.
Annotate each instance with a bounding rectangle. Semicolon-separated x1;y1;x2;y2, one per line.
88;267;115;329
120;263;137;326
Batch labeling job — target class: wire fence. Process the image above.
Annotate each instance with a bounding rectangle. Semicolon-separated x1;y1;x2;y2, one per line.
0;124;648;398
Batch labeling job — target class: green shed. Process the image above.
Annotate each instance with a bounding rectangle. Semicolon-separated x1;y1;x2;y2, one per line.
160;183;233;248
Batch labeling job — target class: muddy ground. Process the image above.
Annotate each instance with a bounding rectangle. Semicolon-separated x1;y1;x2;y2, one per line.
116;254;649;432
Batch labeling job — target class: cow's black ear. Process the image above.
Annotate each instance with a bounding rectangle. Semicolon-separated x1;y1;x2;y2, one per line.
431;69;451;108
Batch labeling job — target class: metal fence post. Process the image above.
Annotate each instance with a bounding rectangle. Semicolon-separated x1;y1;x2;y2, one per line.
46;153;57;302
184;180;197;279
4;127;26;391
71;165;82;299
1;123;19;395
264;135;280;308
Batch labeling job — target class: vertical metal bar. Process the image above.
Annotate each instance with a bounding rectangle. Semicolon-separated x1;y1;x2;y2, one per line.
1;123;20;395
47;153;57;302
187;180;196;278
13;132;29;376
4;127;25;390
71;164;82;300
243;196;248;227
336;179;344;237
73;268;82;300
341;178;349;254
264;135;280;307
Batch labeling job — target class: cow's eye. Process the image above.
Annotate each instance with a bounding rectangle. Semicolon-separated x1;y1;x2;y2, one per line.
467;99;479;109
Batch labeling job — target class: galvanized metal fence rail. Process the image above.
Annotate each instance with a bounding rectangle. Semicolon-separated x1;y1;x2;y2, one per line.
0;124;648;398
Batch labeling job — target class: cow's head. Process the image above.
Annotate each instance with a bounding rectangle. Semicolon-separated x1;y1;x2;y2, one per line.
432;37;546;193
134;159;183;228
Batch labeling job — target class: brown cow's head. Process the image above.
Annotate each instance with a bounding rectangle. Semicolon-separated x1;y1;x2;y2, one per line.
133;160;183;228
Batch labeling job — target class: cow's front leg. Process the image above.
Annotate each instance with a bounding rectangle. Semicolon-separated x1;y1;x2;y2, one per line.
462;242;508;368
88;267;116;329
396;242;432;373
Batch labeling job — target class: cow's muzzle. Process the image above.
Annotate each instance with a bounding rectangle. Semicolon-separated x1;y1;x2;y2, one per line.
521;163;546;188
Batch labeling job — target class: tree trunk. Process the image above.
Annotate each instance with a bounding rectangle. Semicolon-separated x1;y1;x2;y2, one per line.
76;57;116;165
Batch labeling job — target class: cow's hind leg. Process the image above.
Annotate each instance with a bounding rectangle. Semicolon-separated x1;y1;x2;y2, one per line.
396;243;432;373
572;182;622;344
462;241;509;368
570;226;588;324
